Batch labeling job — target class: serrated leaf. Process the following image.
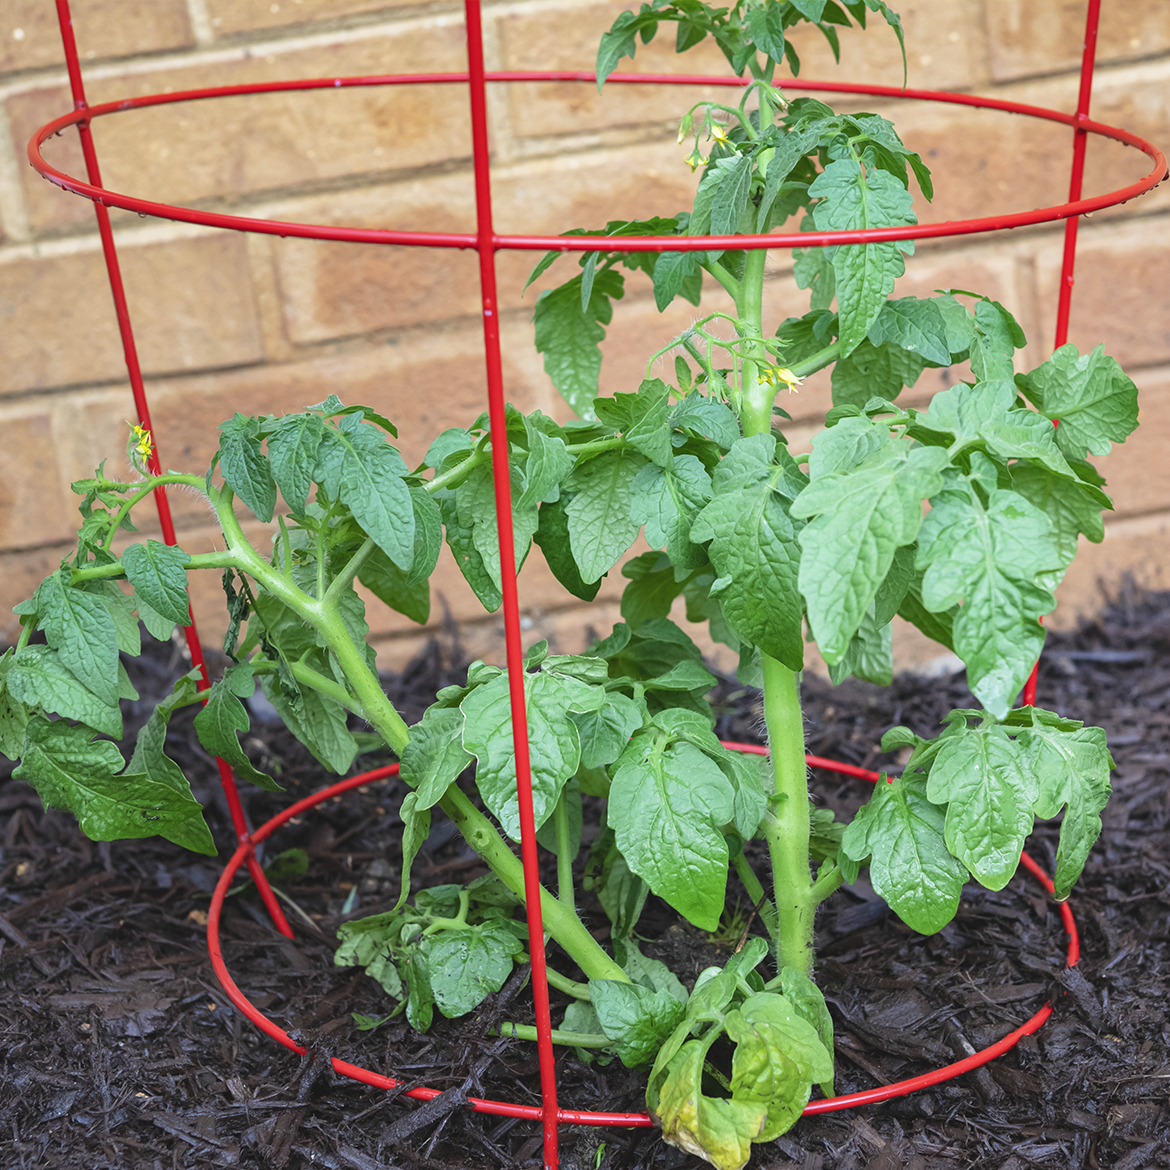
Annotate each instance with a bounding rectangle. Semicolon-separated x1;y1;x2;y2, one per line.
670;392;741;450
14;716;215;855
571;692;644;770
867;296;950;365
194;663;282;792
534;269;624;418
461;669;604;840
422;920;520;1018
316;413;414;571
263;675;358;774
127;671;202;794
632;454;713;570
121;540;192;627
841;771;966;932
518;418;573;510
34;574;120;707
653;250;701;312
792;440;948;663
457;462;539;593
591;978;686;1068
916;482;1062;718
566;448;647;583
267;412;325;517
1023;712;1112;899
7;645;122;739
1018;343;1139;460
400;705;473;809
830;337;926;407
970;298;1025;381
1010;463;1107;567
827;604;892;686
925;721;1038;890
710;153;755;237
609;739;735;932
809;158;916;356
0;650;30;760
534;496;601;602
438;490;501;611
690;435;804;670
305;395;398;436
218;414;276;522
596;378;673;468
394;792;430;914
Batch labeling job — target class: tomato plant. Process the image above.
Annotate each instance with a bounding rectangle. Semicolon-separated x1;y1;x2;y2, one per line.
0;3;1138;1167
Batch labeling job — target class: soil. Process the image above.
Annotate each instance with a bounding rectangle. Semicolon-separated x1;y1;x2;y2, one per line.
2;586;1169;1170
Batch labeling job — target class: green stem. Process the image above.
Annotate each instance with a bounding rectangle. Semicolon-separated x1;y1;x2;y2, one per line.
71;549;237;584
497;1023;611;1049
323;537;375;608
101;474;208;552
554;791;575;910
737;248;772;436
760;655;814;976
437;786;628;985
731;848;780;940
788;342;841;381
517;956;592;1000
810;862;846;906
422;888;471;935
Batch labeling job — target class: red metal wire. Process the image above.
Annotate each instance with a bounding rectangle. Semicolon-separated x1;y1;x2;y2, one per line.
1022;0;1101;711
27;78;1164;253
206;747;1078;1130
462;3;560;1162
50;0;293;938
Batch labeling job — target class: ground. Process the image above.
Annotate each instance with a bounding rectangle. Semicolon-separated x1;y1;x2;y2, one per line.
1;587;1168;1170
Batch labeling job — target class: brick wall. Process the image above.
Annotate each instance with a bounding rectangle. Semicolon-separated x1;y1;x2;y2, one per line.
0;0;1166;675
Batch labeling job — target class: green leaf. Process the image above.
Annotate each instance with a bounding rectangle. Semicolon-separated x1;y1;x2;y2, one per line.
121;540;192;627
867;296;951;365
438;490;501;611
33;574;120;708
358;547;430;626
710;153;755;237
609;739;735;932
400;705;473;809
591;978;687;1068
267;412;325;517
916;481;1063;718
969;298;1025;381
727;992;832;1139
395;792;430;914
193;663;282;792
422;921;521;1018
654;1039;769;1170
653;250;701;312
14;717;215;855
127;671;202;795
566;448;647;583
670;393;741;450
1018;343;1139;460
134;594;178;641
841;771;966;932
571;692;644;770
262;674;358;775
1010;463;1107;569
620;552;686;628
461;668;604;840
93;581;140;657
745;1;786;60
534;269;624;418
926;720;1038;890
1023;711;1112;900
690;435;804;671
518;417;573;510
830;338;926;407
7;645;122;739
456;462;539;593
316;413;414;571
778;967;835;1096
534;497;601;602
597;848;650;942
809;158;916;356
827;604;892;686
0;650;30;760
632;454;713;571
218;414;276;523
334;912;404;998
305;394;398;437
595;377;673;468
792;440;948;663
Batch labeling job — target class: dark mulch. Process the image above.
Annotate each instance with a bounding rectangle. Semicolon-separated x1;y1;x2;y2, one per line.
2;586;1169;1170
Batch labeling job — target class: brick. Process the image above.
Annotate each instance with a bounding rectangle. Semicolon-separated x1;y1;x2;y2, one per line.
0;233;263;394
0;1;192;74
494;2;730;141
1033;216;1170;371
10;23;471;235
1051;511;1170;628
1087;365;1170;519
204;0;419;40
0;404;74;548
783;0;989;91
0;544;62;644
268;142;701;344
985;0;1170;83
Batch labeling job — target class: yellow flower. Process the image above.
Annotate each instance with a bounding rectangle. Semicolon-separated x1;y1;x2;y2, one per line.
128;422;153;460
759;366;802;392
685;148;708;173
708;120;732;147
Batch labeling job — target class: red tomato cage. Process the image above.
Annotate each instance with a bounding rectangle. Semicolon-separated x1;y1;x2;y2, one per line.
29;0;1163;1165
